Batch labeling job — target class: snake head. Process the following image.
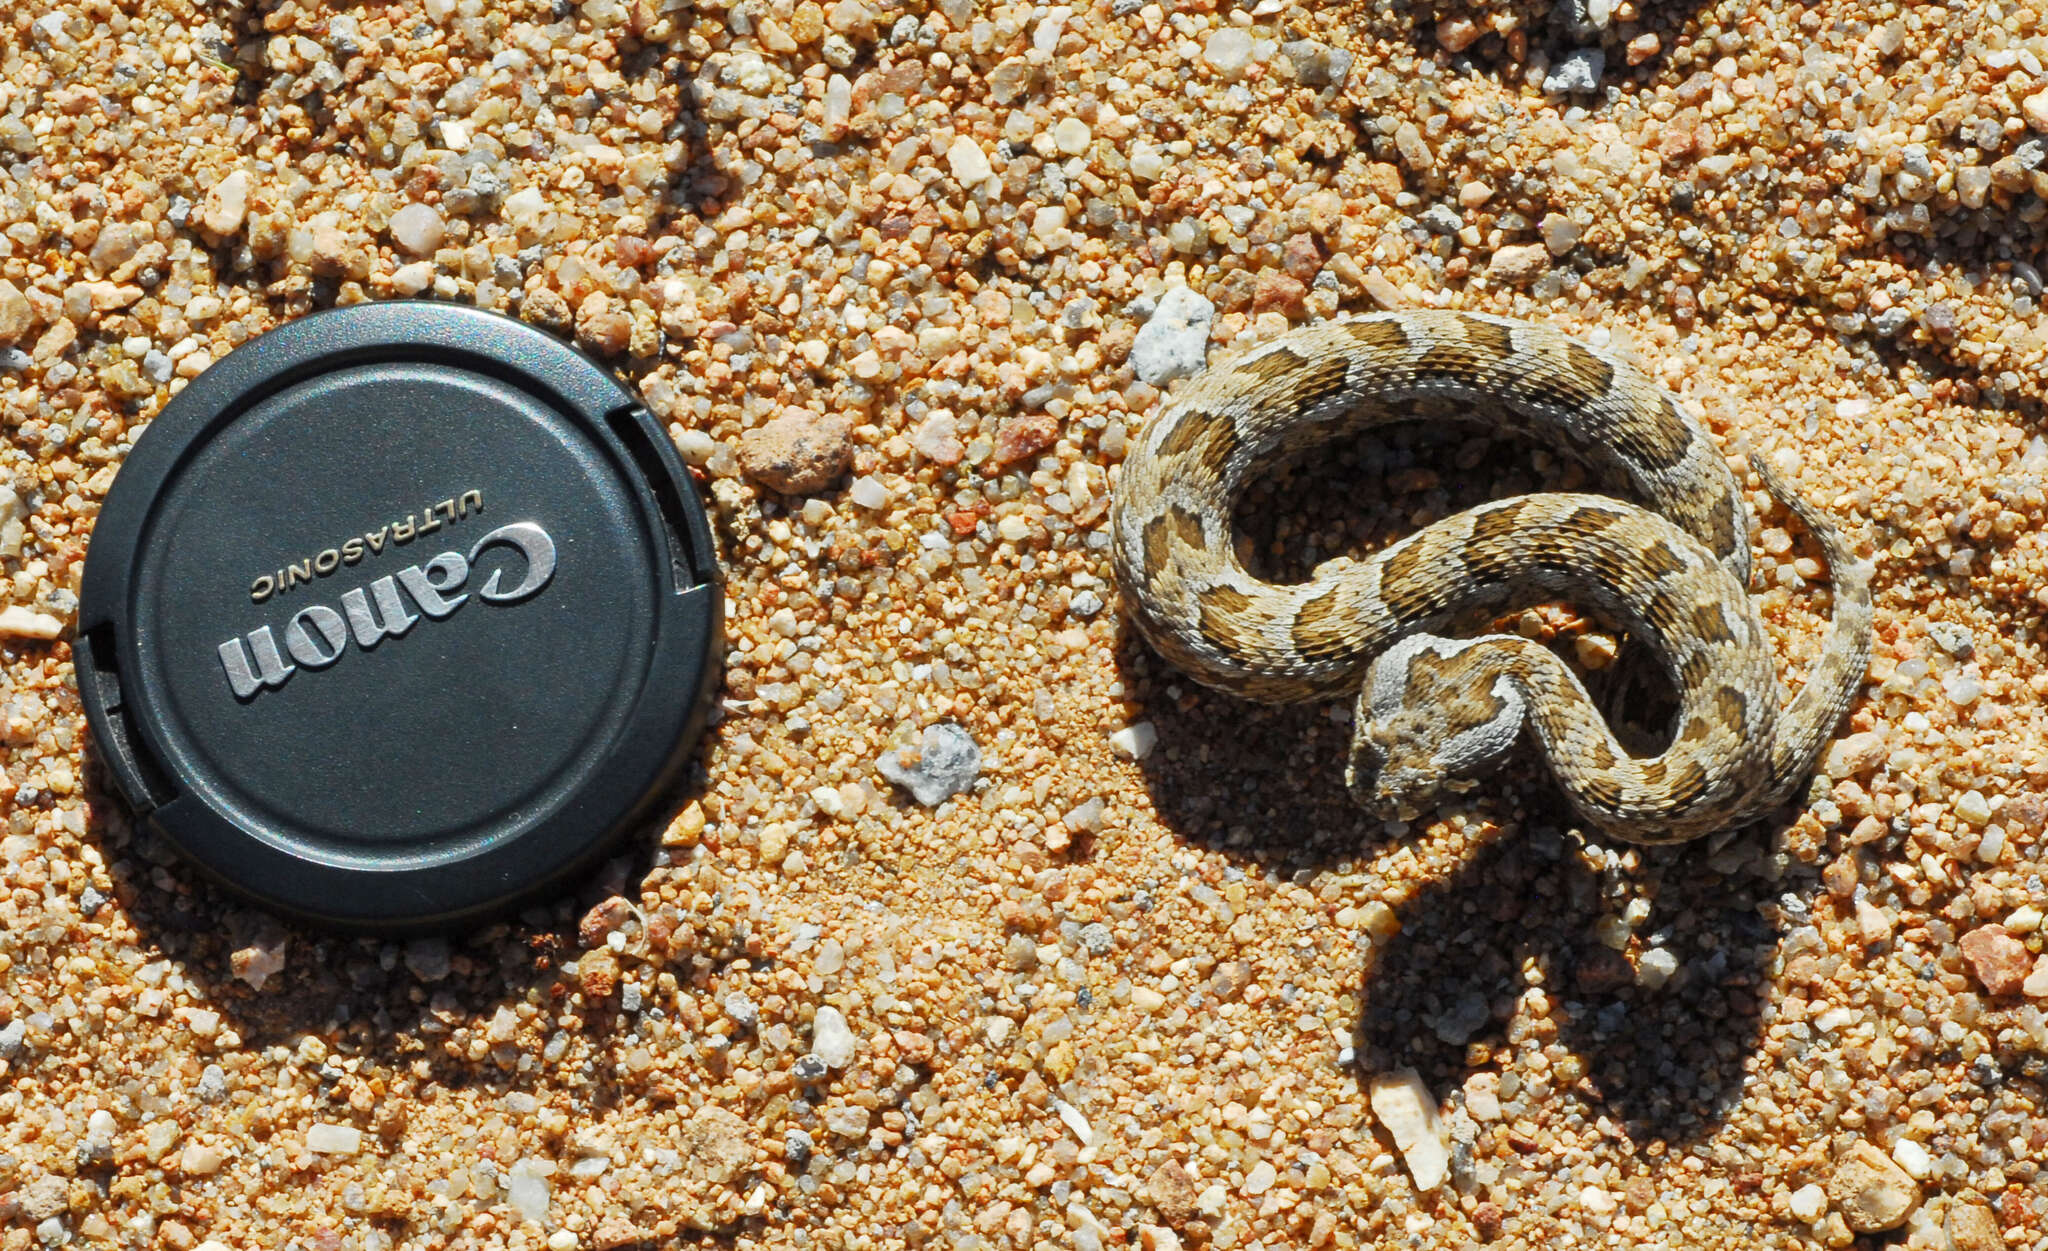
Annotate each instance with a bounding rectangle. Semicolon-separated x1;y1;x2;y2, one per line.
1345;633;1528;820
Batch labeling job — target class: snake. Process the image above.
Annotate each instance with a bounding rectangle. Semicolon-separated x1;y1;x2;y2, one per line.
1109;309;1873;845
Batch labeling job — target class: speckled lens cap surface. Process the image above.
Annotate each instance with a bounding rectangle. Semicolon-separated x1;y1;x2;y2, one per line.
76;302;723;931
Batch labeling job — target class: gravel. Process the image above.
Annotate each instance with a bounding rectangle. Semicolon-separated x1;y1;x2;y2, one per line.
11;1;2048;1246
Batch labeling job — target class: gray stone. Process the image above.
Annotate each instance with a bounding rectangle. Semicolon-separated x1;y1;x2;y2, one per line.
1928;622;1975;658
1543;48;1605;93
1420;205;1464;236
1130;285;1215;386
1430;990;1491;1045
403;937;451;982
877;722;982;806
784;1129;814;1166
1282;39;1351;87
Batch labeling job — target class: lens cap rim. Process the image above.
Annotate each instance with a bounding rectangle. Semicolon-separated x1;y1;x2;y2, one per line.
76;301;723;932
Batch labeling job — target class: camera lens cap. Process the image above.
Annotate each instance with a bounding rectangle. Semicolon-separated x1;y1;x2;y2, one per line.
77;302;722;931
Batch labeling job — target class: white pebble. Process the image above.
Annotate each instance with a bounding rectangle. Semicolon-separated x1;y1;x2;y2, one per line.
849;475;890;509
673;429;717;466
0;605;64;639
1110;721;1158;760
811;1005;858;1068
1369;1068;1449;1191
1954;790;1992;826
1890;1137;1933;1180
507;1160;551;1223
947;135;992;185
1203;29;1253;76
1052;1098;1094;1145
305;1123;362;1154
1052;117;1091;155
1543;47;1605;92
1789;1183;1827;1221
1637;947;1678;989
389;203;446;256
391;261;436;296
201;170;251;236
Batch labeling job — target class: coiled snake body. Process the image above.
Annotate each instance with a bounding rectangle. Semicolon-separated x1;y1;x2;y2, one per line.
1111;310;1873;845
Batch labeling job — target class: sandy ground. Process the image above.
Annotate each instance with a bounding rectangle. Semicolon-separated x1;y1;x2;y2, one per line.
3;0;2048;1247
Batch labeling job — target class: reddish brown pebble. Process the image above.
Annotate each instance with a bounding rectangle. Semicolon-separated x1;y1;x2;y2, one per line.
1252;272;1307;315
577;950;620;999
1282;234;1324;283
1959;925;2031;995
739;411;855;494
579;896;636;948
1472;1201;1504;1240
1144;1160;1201;1227
992;413;1059;465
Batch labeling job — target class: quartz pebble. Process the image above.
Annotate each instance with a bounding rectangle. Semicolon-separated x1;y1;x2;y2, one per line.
1540;214;1583;256
1110;721;1158;760
201;170;251;236
507;1160;551;1223
388;203;445;256
229;938;288;991
1202;29;1253;77
0;606;64;639
2026;90;2048;135
810;1005;858;1068
848;475;889;510
876;722;981;805
946;135;991;186
1369;1069;1449;1190
305;1123;362;1154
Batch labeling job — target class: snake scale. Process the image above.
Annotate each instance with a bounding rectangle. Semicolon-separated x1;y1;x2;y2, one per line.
1110;309;1874;845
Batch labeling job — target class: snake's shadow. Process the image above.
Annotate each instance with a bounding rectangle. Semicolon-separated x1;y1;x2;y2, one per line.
1115;624;1779;1154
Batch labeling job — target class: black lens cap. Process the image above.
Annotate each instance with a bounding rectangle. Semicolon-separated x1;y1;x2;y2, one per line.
77;302;722;931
